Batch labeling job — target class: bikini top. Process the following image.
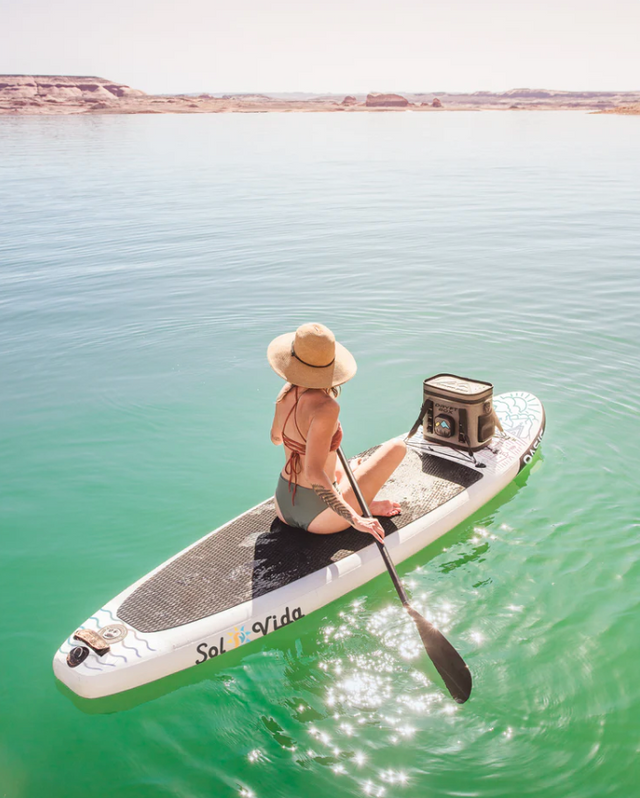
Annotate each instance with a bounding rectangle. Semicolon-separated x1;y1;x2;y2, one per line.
281;386;343;503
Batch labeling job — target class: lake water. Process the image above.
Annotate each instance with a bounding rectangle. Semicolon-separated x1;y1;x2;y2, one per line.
1;111;639;798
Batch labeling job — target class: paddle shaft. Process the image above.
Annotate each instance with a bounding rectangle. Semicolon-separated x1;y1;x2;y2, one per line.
336;447;409;606
336;445;472;703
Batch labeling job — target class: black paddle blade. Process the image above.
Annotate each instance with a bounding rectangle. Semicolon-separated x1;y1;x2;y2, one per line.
407;607;472;704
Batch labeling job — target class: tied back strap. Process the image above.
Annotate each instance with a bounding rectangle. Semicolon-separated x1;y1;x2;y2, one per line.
281;387;308;503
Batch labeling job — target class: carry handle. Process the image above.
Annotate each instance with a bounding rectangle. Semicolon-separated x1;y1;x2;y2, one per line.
407;397;429;441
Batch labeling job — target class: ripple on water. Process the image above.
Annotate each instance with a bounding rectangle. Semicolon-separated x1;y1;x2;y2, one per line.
2;113;640;798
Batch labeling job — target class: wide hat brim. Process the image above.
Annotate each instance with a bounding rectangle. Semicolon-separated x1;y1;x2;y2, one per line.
267;332;357;389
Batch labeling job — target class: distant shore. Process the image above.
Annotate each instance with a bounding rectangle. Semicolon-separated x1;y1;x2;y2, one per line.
1;76;639;116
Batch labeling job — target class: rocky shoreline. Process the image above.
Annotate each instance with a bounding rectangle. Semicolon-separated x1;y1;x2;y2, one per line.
1;76;639;115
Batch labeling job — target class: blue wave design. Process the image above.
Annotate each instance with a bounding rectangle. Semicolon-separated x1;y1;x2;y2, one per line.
121;641;142;659
109;652;128;663
91;608;119;624
82;662;102;672
131;630;157;652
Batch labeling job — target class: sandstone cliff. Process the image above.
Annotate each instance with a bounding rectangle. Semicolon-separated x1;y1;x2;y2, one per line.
365;93;409;107
0;75;144;112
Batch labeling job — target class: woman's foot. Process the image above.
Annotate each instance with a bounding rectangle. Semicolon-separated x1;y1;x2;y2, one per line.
369;499;401;517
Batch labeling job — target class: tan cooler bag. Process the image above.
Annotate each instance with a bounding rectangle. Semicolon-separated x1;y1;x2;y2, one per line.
408;373;503;452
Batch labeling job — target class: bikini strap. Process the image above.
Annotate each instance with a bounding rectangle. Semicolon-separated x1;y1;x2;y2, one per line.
281;386;308;503
282;386;307;443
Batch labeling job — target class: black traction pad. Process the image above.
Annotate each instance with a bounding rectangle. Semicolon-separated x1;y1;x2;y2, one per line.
118;448;482;633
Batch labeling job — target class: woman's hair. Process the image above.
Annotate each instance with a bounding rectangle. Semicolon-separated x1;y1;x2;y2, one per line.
276;383;341;403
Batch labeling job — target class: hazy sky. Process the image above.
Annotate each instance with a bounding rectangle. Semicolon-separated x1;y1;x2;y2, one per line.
1;0;639;94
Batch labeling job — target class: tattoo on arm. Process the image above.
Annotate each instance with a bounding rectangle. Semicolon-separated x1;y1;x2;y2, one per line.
311;483;354;524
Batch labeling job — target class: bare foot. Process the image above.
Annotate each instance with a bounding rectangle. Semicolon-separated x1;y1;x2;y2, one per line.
370;499;401;517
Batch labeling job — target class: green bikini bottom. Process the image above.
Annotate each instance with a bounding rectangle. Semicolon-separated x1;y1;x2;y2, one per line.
275;474;342;531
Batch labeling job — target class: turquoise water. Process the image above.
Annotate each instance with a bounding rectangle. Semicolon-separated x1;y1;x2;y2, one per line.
1;111;639;797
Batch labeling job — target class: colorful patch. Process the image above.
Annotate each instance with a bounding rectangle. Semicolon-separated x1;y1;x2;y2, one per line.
227;625;252;648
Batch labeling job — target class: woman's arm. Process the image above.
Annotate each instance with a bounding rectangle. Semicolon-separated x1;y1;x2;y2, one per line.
270;409;283;445
305;402;355;522
305;401;384;542
270;383;293;445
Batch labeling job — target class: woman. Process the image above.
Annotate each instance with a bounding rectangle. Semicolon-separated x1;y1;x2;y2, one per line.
268;322;406;543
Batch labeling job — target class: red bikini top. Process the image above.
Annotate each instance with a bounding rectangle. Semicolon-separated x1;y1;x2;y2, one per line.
281;386;343;503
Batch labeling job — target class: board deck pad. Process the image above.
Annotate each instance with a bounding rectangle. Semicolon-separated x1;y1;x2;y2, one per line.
119;449;482;633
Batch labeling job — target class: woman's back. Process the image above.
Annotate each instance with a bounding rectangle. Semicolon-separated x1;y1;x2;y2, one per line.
275;386;341;489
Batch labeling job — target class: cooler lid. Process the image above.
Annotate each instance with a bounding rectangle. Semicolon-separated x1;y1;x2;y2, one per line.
425;373;493;396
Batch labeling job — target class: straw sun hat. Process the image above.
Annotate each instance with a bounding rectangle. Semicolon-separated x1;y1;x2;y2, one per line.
267;323;357;390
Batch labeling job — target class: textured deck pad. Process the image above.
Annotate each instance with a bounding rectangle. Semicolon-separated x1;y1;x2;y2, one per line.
118;449;482;633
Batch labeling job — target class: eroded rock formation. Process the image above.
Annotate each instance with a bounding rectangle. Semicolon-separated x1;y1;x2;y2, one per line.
365;93;409;107
0;75;144;111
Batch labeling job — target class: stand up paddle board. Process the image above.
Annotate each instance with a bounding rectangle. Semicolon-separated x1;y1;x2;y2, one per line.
53;391;544;698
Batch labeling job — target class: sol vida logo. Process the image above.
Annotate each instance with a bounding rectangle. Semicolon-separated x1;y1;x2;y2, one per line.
195;606;305;664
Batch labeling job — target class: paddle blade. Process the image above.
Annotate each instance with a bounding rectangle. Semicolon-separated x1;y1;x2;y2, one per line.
407;607;472;704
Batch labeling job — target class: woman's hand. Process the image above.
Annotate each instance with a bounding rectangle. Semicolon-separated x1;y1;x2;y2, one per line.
351;515;385;544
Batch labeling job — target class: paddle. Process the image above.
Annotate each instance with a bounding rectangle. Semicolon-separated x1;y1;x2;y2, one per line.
336;446;472;704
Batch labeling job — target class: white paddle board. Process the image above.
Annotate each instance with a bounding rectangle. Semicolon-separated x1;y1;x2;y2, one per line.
53;391;544;698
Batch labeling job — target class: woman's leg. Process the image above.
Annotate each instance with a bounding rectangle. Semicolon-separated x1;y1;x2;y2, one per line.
334;455;363;484
307;438;407;535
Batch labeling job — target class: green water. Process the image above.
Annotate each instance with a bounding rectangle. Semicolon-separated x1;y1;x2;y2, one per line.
1;112;639;797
